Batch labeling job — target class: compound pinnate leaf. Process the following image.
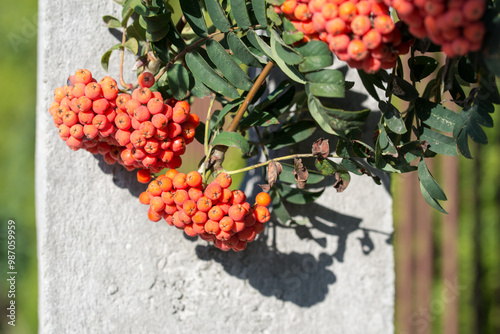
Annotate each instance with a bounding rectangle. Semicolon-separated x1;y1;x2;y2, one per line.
229;0;251;30
227;32;265;67
185;51;240;99
204;0;231;32
180;0;208;37
211;132;250;154
251;0;268;28
167;63;191;100
205;39;253;91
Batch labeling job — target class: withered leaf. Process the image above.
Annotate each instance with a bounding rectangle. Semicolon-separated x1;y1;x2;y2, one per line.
333;172;349;192
293;158;309;189
267;160;283;188
259;184;271;192
312;138;329;159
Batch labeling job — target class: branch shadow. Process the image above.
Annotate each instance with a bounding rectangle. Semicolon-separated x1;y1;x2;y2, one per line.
193;201;392;308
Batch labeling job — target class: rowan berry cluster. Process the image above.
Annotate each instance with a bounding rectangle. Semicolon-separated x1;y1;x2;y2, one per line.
48;69;197;175
139;169;272;252
390;0;486;57
275;0;413;73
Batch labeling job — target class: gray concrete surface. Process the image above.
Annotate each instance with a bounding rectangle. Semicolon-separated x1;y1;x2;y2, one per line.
36;1;394;333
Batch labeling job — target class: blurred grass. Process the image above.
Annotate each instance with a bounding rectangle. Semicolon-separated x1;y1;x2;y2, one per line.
0;0;38;333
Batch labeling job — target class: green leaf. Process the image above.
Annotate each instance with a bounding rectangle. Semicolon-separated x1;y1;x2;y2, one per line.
205;0;231;32
229;0;251;30
271;190;292;225
103;15;122;28
377;123;398;157
185;51;240;99
457;56;476;83
194;121;206;145
295;40;333;73
390;76;419;101
277;183;325;204
227;32;265;67
167;63;191;100
165;20;186;50
420;127;458;156
278;163;325;184
246;29;273;59
315;158;343;175
306;85;370;136
379;101;406;134
180;0;208;37
262;120;316;150
415;98;460;133
252;0;268;27
267;6;282;26
140;12;170;33
240;109;279;127
123;38;139;55
270;30;306;83
270;29;303;65
418;159;447;201
205;39;253;91
190;76;212;98
211;131;250;154
101;43;122;72
409;56;439;82
357;70;381;102
482;16;500;78
305;69;345;98
420;182;448;214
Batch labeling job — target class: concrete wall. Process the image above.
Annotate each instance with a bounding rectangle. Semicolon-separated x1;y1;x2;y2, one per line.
36;1;394;333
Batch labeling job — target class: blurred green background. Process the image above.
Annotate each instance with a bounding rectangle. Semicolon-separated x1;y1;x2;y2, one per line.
0;0;38;333
0;0;499;333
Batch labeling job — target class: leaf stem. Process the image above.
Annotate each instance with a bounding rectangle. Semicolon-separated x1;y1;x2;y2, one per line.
119;25;131;89
204;93;216;157
225;153;339;175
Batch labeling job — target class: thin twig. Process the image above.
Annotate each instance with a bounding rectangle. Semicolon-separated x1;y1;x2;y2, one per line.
208;61;274;171
119;27;131;89
225;153;339;175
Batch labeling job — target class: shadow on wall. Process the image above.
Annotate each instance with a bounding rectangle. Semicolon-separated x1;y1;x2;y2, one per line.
94;154;147;198
193;202;392;308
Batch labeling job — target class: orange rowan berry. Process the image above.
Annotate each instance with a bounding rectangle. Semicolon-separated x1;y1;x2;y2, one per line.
219;216;234;232
115;113;132;130
351;15;372;36
204;183;222;201
228;204;247;221
137;169;152;184
174;189;189;205
347;39;369;61
148;208;162;222
325;18;347;36
172;172;188;189
134;106;150;123
139;191;151;205
75;69;92;84
69;124;84;139
186;171;203;188
138;71;155;88
84;82;102;100
215;172;232;188
281;0;297;15
183;200;197;216
192;211;208;225
216;229;232;241
192;222;206;234
187;113;200;128
208;205;224;221
338;2;357;22
232;220;246;233
148;180;162;196
147;97;164;115
294;3;311;21
205;219;221;235
184;223;198;237
197;196;213;212
116;93;132;110
463;0;485;22
150;196;166;212
374;14;395;35
238;226;256;242
255;192;271;207
231;190;247;204
101;80;119;100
